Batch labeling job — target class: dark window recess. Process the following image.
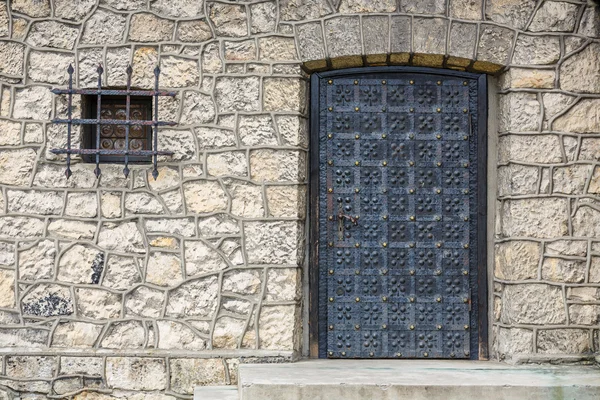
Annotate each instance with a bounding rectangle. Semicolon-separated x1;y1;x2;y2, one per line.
51;64;177;180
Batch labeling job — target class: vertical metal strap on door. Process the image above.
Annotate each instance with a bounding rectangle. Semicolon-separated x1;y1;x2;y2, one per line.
318;72;481;359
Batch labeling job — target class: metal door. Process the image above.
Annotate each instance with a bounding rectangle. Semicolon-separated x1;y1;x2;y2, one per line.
310;68;487;359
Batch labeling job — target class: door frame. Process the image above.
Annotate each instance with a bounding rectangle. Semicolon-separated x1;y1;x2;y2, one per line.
308;66;489;359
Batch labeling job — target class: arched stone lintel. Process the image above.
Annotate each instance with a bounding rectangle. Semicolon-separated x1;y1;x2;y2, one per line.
303;53;504;75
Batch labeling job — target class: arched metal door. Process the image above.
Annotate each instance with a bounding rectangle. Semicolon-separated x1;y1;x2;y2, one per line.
309;67;488;359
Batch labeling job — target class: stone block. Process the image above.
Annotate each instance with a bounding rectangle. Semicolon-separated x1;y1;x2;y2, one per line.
98;221;145;253
0;269;15;307
157;320;206;350
125;286;165;318
449;0;482;19
0;41;24;76
259;305;297;350
66;192;98;218
225;39;256;61
238;114;277;146
60;357;103;376
177;19;212;42
494;327;533;361
579;6;600;37
568;304;600;325
553;164;593;194
250;149;305;182
156;129;196;161
266;268;301;301
151;0;203;18
183;180;228;214
477;24;515;66
223;269;262;295
131;46;159;87
553;99;600;133
146;252;183;287
500;198;568;238
103;255;142;290
215;77;260;112
225;179;265;218
529;1;579;32
213;316;246;348
159;56;199;88
166;276;219;318
202;42;223;73
0;119;21;146
502;68;555;89
244;221;300;264
267;185;306;218
499;92;541;132
52;321;103;348
48;219;96;240
413;18;447;55
54;0;95;21
13;86;52;120
277;115;308;147
198;214;240;236
494;241;540;281
400;0;445;14
81;9;127;45
485;0;536;30
448;22;477;60
560;43;600;93
7;190;63;215
390;16;411;54
27;21;79;49
180;91;216;125
208;2;248;37
250;2;277;33
340;0;396;13
590;167;600;194
101;321;145;349
101;192;122;219
0;148;37;185
58;244;104;285
145;218;196;236
125;192;165;215
258;36;297;61
498;135;561;164
280;0;332;21
580;139;600;162
6;356;56;379
542;257;586;283
324;17;361;59
537;329;590;354
572;205;600;238
129;13;174;42
0;328;48;347
296;22;325;62
512;35;560;65
501;284;566;324
75;288;121;320
362;16;389;57
207;152;248;177
263;77;306;112
169;359;226;394
497;164;539;196
0;216;44;239
106;357;167;390
24;123;43;144
22;284;73;317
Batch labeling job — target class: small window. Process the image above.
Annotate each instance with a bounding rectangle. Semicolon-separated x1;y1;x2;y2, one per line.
82;95;153;163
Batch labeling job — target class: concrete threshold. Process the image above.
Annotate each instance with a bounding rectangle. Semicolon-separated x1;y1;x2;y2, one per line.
194;385;238;400
237;360;600;400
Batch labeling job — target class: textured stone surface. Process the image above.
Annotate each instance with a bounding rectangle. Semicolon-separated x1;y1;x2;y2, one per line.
0;269;15;307
75;288;121;320
250;2;277;33
129;13;175;42
325;17;361;59
26;21;79;49
501;284;566;324
553;165;593;194
58;244;104;284
157;320;206;350
125;286;165;318
169;359;226;394
485;0;536;30
215;77;260;112
6;356;56;379
22;284;73;317
13;86;52;120
477;25;514;65
529;1;579;32
296;22;325;61
178;20;212;42
106;358;166;390
98;222;145;253
0;41;24;76
208;3;248;37
245;221;299;264
553;99;600;133
450;0;482;19
499;93;540;132
80;9;127;45
560;43;600;93
250;150;305;182
52;322;103;348
183;180;228;213
537;329;590;354
166;276;219;318
542;257;586;283
512;35;560;65
259;305;296;350
494;327;533;361
500;198;568;238
498;135;561;164
494;241;540;281
54;0;95;21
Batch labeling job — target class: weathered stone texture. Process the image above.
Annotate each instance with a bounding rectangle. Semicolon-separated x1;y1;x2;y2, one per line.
500;198;568;238
494;241;540;281
477;25;515;66
80;10;127;45
129;13;175;42
512;35;560;65
106;358;166;390
450;0;482;20
215;77;260;112
529;1;579;32
0;41;25;76
537;329;590;354
208;3;248;37
553;99;600;133
501;284;566;324
169;359;226;394
324;17;361;59
560;43;600;93
486;0;536;30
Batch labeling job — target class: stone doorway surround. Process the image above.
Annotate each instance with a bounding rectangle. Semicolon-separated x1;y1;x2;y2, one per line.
0;0;598;398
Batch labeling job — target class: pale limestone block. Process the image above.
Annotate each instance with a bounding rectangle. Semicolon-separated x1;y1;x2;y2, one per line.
494;241;540;281
259;305;296;350
223;269;261;295
145;218;196;236
169;358;226;394
0;41;25;76
101;321;145;349
129;13;175;42
225;179;264;218
500;198;568;238
27;21;79;49
166;276;219;318
47;219;97;240
244;221;300;264
501;284;566;324
75;288;121;320
183;180;228;214
98;221;145;253
0;216;44;239
80;9;127;45
0;269;15;307
208;2;248;37
22;284;73;317
263;78;306;112
146;252;183;287
156;321;206;350
13;87;52;120
7;190;63;215
207;152;248;177
537;329;590;354
125;286;165;318
52;322;103;348
103;255;141;290
106;357;166;391
57;244;104;285
215;77;260;112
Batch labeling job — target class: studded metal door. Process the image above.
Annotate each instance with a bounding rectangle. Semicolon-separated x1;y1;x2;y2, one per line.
312;68;487;360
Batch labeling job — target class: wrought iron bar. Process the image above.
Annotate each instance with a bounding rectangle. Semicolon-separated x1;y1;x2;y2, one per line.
50;64;177;179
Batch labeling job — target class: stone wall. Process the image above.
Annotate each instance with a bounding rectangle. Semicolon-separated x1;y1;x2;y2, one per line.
0;0;598;398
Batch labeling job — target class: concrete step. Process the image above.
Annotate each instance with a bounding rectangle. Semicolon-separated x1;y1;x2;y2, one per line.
238;360;600;400
194;386;238;400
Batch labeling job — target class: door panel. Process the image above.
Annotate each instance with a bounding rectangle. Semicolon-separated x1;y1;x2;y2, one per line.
312;68;487;359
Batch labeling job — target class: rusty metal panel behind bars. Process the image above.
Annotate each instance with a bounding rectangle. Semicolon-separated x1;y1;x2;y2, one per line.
313;68;487;359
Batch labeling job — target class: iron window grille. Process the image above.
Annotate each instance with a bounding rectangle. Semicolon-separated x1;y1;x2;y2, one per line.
51;64;176;180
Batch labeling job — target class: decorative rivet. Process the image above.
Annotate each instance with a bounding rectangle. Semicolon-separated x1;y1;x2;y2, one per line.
328;242;333;247
382;107;386;112
437;325;442;330
409;134;415;139
409;243;415;248
437;81;442;85
355;107;360;112
382;188;388;193
465;350;470;356
463;81;468;86
463;135;469;140
382;80;386;85
355;134;360;140
329;351;334;356
382;215;388;220
329;269;334;275
436;189;442;194
436;108;441;113
409;270;415;276
355;324;360;330
355;161;360;166
437;162;442;167
435;216;441;221
410;108;414;112
463;298;469;303
328;134;333;139
328;107;333;111
424;352;429;357
329;297;334;302
410;80;414;85
382;296;388;302
463;270;469;275
328;80;333;84
464;244;469;249
463;108;468;113
409;161;415;166
355;243;360;248
382;269;388;275
435;269;441;275
436;242;442;248
410;324;415;329
382;242;388;248
436;297;442;302
355;297;360;302
464;325;469;330
355;215;359;220
328;160;333;166
464;216;469;221
464;162;469;168
396;353;402;357
382;161;388;166
409;189;415;194
354;80;359;85
328;188;333;193
355;269;360;275
328;215;334;221
341;351;346;356
464;189;469;194
436;135;442;140
450;352;456;358
369;352;374;357
329;325;334;330
382;324;387;329
409;216;415;221
382;134;387;139
355;188;360;193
